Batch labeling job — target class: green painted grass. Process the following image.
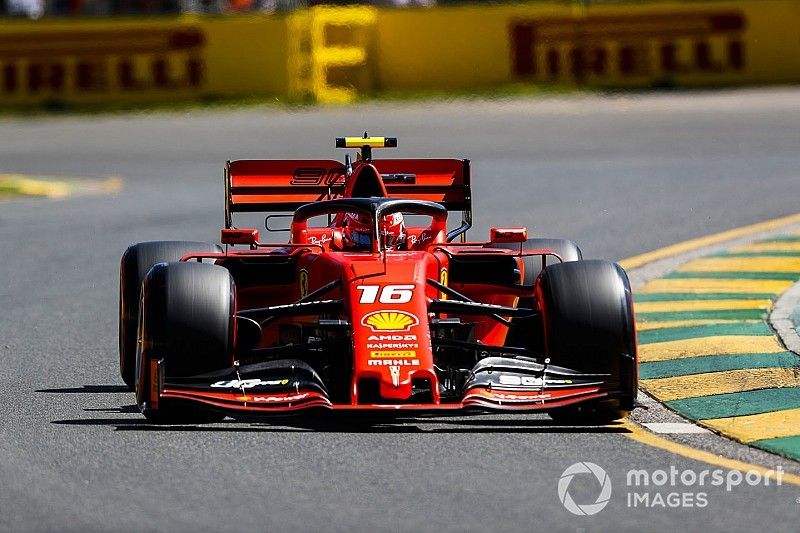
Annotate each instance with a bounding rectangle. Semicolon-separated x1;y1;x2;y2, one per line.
0;181;25;197
638;352;799;380
635;293;778;302
667;387;800;420
761;236;800;242
635;234;800;448
665;271;800;281
750;435;800;462
637;321;774;344
637;309;767;322
710;251;800;258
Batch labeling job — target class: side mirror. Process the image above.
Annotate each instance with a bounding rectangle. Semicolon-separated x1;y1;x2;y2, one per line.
331;229;344;250
221;228;259;246
490;227;527;244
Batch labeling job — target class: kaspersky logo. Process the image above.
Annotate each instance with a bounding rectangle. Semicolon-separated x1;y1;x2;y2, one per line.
361;310;418;332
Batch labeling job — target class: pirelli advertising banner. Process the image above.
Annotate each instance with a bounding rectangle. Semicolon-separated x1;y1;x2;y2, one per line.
0;1;799;106
0;16;288;106
374;0;800;91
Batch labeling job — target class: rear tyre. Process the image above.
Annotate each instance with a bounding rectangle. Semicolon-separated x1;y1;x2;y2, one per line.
488;238;582;286
490;239;582;352
119;241;221;389
537;260;637;424
135;261;234;423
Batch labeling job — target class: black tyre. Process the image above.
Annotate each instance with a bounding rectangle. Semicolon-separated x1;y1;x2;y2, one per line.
135;261;234;423
537;260;637;423
119;241;221;389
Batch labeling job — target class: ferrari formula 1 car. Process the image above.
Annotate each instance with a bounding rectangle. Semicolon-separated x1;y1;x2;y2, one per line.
119;136;637;423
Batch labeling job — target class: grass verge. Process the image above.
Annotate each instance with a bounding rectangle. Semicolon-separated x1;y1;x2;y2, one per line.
0;174;122;199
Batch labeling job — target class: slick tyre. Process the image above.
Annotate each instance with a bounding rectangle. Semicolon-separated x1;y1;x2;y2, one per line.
135;261;234;423
119;241;221;389
537;260;637;423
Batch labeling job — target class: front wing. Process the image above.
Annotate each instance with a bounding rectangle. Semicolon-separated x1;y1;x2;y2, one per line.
146;357;619;415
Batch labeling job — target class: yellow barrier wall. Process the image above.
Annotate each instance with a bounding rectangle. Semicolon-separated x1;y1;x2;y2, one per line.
0;15;288;105
0;1;799;106
374;1;800;91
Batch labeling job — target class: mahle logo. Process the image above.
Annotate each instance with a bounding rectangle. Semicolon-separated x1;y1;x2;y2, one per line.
558;462;612;516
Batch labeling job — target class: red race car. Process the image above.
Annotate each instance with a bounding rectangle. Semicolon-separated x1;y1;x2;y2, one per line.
119;136;637;423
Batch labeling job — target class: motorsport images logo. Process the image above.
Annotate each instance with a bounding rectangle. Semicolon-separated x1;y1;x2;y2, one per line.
558;462;785;515
558;462;612;516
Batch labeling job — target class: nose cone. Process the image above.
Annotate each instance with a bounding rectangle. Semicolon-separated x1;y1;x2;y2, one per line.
347;252;438;403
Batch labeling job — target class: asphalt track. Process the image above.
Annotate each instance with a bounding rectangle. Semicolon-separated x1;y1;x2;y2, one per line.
2;88;800;532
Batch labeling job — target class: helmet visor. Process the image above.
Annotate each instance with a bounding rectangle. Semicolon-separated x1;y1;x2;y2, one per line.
348;230;372;248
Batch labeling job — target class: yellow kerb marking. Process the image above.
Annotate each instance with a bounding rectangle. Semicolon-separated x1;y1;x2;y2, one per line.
635;299;773;312
730;242;800;253
639;335;785;362
636;319;760;332
677;257;800;273
639;278;792;294
618;212;800;270
621;421;800;486
617;212;800;477
702;408;800;443
642;368;800;401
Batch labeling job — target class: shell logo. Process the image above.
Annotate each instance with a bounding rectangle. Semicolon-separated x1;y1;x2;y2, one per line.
361;310;419;332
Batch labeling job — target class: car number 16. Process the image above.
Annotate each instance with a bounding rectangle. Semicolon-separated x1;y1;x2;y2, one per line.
356;284;415;304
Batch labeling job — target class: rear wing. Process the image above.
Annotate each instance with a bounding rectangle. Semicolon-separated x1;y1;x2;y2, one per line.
224;158;472;235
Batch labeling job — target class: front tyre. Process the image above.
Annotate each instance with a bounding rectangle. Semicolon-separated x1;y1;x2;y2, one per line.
537;260;637;423
135;261;234;423
119;240;221;389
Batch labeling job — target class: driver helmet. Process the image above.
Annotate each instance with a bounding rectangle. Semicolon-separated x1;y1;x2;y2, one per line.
381;212;407;250
342;211;373;250
342;211;407;250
